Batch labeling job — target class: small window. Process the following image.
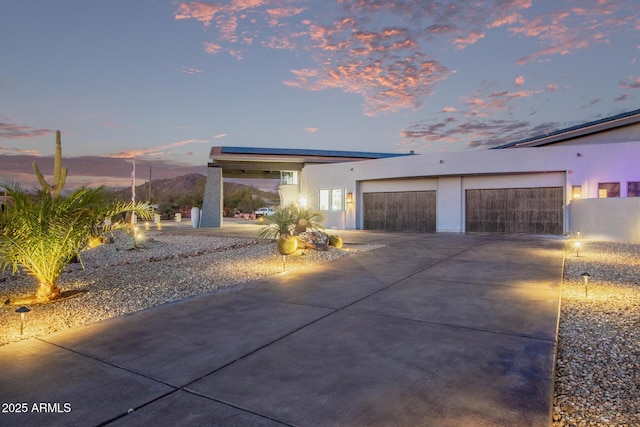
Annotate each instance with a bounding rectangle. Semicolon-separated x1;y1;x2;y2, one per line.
571;185;582;199
319;189;330;211
280;171;298;185
598;182;620;198
628;182;640;197
331;189;344;211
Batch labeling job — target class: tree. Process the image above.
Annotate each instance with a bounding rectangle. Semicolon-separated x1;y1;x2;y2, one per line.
224;187;265;213
0;184;154;302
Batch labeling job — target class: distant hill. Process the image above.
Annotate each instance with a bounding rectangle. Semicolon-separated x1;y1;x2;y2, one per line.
112;173;279;205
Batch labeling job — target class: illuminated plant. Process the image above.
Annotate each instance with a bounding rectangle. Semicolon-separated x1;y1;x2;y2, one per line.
0;184;153;302
33;130;67;198
258;203;325;240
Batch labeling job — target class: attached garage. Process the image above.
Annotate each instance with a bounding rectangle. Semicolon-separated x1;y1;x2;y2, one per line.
465;187;564;234
363;191;436;231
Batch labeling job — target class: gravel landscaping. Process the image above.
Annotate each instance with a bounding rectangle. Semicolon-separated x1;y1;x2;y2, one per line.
553;240;640;427
0;230;381;347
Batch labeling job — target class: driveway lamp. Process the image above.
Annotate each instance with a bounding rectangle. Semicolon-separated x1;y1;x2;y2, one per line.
581;272;591;298
16;306;31;335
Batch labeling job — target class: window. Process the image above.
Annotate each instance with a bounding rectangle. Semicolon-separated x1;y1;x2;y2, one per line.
281;171;298;185
319;188;345;211
331;189;344;211
571;185;582;199
319;189;330;211
598;182;620;198
629;182;640;197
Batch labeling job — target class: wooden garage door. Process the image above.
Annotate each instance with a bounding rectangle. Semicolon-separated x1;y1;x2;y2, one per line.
363;191;436;231
465;187;563;234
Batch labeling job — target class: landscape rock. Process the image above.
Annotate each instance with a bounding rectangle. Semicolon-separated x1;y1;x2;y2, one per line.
296;231;329;251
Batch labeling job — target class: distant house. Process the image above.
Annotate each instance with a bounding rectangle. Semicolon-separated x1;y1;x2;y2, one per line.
202;108;640;242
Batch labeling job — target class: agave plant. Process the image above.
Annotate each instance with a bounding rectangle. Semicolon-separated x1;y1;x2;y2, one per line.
0;184;153;302
258;203;325;240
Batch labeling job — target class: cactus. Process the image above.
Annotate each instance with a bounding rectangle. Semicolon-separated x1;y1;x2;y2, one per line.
329;234;343;248
33;130;67;198
277;234;298;255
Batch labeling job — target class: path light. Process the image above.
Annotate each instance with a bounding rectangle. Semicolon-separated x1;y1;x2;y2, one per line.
575;241;581;257
581;272;591;298
15;306;30;335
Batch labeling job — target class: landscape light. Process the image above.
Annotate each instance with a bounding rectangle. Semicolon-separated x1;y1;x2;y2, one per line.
581;272;591;298
575;241;581;257
15;306;30;335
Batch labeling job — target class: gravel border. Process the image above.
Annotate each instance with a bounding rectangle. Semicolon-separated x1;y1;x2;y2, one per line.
553;240;640;427
0;230;382;347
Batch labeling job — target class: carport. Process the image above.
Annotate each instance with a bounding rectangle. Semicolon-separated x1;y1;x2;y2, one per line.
201;147;405;227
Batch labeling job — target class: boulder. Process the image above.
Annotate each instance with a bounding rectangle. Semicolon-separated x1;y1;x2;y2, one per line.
296;231;329;251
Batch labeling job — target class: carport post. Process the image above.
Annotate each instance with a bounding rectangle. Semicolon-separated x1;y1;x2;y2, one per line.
201;165;223;228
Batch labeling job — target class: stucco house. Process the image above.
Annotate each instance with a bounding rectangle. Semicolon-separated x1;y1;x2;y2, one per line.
202;108;640;242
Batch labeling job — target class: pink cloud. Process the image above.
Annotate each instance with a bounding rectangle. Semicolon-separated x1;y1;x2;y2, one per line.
304;127;319;133
0;122;53;139
266;7;305;20
0;146;41;156
619;76;640;89
109;139;209;159
203;42;222;54
453;30;485;50
174;2;222;26
175;0;640;116
508;2;638;64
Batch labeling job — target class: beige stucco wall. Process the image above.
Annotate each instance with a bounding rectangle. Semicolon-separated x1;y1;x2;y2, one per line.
569;198;640;243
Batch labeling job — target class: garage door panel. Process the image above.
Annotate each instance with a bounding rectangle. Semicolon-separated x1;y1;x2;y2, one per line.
364;191;436;231
465;187;563;234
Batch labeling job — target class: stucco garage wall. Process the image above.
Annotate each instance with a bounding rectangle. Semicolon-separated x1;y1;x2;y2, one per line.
301;141;640;231
569;198;640;243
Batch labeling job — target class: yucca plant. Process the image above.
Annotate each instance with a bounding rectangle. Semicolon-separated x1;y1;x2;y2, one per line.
0;184;153;302
258;203;325;240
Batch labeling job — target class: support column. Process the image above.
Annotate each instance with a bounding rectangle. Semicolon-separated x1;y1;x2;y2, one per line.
201;164;223;228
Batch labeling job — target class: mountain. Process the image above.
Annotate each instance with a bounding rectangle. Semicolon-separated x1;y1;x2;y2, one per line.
111;173;279;205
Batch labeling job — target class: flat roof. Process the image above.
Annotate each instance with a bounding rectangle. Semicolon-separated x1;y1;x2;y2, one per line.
213;146;408;159
209;146;414;179
491;108;640;149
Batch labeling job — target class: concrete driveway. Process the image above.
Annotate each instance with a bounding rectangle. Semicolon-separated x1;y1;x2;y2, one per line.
0;227;565;427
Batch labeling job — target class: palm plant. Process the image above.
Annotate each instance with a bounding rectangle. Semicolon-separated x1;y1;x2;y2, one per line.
0;184;153;302
258;203;324;240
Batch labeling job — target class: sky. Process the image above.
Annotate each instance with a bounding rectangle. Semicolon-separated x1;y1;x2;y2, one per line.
1;0;639;190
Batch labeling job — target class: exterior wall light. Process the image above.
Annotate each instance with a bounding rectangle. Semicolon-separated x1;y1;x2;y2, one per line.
299;197;307;208
346;192;353;204
16;306;31;335
581;272;591;298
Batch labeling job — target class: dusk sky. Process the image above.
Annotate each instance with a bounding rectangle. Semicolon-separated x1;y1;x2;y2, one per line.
1;0;639;189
